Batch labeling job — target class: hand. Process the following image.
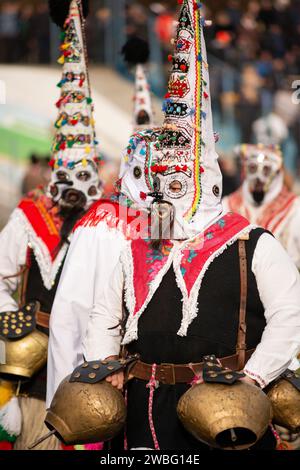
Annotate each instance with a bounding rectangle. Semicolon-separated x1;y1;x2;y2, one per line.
240;374;257;386
105;370;124;390
104;355;124;391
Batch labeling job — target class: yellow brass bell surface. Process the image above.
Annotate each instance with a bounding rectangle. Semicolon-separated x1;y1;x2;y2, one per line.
267;379;300;433
0;330;48;379
45;377;127;445
177;382;272;450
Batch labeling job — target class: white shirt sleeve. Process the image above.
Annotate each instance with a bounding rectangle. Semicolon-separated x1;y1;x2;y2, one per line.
0;212;28;312
284;200;300;270
46;223;126;407
82;257;124;362
244;232;300;387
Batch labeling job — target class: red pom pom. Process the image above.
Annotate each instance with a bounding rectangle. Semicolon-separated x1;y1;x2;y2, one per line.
180;64;187;72
0;442;13;450
203;91;209;99
167;54;173;62
59;142;66;150
49;159;55;168
140;192;147;201
177;0;183;4
164;92;171;99
70;119;78;126
200;166;205;173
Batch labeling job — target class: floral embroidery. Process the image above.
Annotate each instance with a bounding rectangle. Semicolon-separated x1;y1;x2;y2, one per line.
217;218;226;228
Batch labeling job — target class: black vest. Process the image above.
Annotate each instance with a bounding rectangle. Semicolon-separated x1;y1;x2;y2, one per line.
25;248;64;315
127;228;266;363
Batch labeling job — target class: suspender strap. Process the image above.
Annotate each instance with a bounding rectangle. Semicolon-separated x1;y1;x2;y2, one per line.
236;238;248;370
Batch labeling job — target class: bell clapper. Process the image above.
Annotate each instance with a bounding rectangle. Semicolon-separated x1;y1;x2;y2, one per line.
28;430;56;449
230;428;237;443
15;380;21;397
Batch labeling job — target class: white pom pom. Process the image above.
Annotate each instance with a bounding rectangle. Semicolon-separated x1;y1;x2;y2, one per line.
0;397;22;437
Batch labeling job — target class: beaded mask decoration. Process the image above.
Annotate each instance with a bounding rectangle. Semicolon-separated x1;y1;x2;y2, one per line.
48;0;102;209
121;0;223;238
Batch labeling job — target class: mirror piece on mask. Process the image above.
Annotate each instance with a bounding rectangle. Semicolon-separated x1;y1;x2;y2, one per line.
213;185;220;198
133;166;142;179
164;174;188;200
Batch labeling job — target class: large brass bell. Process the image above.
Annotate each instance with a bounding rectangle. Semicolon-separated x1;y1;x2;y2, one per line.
0;302;48;380
177;381;272;449
45;375;127;445
267;379;300;432
0;330;48;379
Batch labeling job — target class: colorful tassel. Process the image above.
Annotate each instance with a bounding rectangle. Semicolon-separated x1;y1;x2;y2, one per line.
0;397;22;437
0;424;17;443
57;55;65;65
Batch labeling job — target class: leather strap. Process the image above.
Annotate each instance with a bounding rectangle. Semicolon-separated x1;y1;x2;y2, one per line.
236;239;248;370
36;311;50;329
128;350;255;385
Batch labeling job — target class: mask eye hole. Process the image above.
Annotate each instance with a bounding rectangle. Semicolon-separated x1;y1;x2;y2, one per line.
263;165;272;177
88;186;97;196
169;180;182;193
248;163;257;174
76;171;91;182
56;171;69;182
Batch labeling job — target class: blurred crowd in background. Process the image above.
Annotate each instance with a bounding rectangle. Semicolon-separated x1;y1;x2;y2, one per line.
0;0;299;189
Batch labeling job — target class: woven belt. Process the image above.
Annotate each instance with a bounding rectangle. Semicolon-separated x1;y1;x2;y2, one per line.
36;311;50;329
129;350;255;385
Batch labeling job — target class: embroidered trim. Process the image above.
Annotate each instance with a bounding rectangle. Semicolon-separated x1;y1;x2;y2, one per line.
122;244;176;345
11;209;68;290
243;368;267;388
176;223;256;337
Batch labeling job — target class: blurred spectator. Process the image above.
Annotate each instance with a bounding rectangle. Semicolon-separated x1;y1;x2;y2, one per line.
125;3;148;39
31;2;50;64
21;154;51;195
236;65;263;142
0;1;20;63
153;5;174;49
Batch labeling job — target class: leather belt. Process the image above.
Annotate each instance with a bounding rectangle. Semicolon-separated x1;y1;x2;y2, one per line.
129;350;254;385
36;311;50;329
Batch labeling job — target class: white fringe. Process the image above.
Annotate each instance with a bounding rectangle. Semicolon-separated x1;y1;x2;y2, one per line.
0;397;22;437
11;209;68;290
